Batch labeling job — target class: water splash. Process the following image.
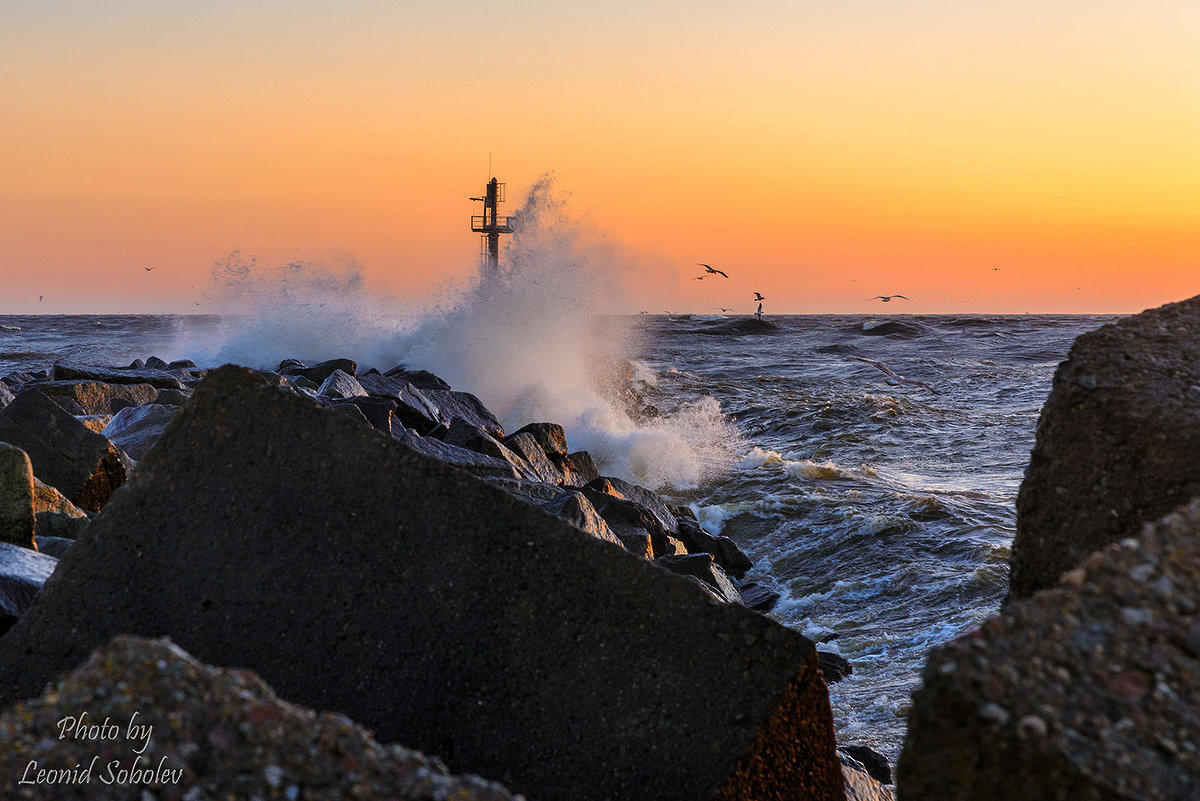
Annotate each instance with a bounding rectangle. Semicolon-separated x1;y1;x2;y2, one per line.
177;175;738;491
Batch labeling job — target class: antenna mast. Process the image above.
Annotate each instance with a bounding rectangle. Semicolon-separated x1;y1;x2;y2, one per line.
470;174;514;280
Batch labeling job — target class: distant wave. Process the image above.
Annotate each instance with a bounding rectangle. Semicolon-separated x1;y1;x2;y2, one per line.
693;318;782;336
854;319;931;338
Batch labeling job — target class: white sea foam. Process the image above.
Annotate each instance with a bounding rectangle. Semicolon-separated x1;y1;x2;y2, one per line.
176;174;738;491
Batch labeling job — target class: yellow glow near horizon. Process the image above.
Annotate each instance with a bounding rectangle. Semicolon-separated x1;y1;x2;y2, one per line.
2;1;1197;313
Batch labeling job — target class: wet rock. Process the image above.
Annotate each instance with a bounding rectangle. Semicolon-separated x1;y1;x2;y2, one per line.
554;450;601;488
653;553;742;604
318;368;368;399
1012;295;1200;600
155;387;192;405
817;650;853;684
0;389;127;512
0;365;844;801
541;490;623;547
0;635;521;801
331;395;397;433
51;361;185;390
898;498;1200;800
101;403;178;461
32;477;88;519
34;511;88;540
383;364;452;391
738;581;781;612
586;475;678;533
840;751;895;801
480;477;564;508
32;535;73;557
391;425;522;481
0;383;13;409
420;387;506;439
74;414;112;433
674;514;754;579
0;443;35;547
144;355;170;370
503;431;564;485
0;541;56;635
22;379;158;415
840;745;892;785
279;357;358;384
359;372;442;433
506;422;568;457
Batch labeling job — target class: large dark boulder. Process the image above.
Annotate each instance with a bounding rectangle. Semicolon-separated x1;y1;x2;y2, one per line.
0;365;843;801
1011;296;1200;600
0;389;128;512
898;498;1200;800
0;636;520;801
279;357;358;385
101;404;178;461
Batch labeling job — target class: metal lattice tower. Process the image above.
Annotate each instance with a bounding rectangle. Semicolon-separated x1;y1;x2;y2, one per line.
470;178;514;279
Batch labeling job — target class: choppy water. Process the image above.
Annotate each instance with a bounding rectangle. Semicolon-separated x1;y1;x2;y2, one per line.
0;311;1116;767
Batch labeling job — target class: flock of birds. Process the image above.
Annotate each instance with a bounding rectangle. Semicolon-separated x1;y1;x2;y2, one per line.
683;262;940;396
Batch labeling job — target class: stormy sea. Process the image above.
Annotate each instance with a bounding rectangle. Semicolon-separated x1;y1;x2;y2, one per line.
0;308;1116;764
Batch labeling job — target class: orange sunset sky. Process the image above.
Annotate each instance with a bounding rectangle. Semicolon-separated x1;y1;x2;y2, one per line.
3;0;1197;315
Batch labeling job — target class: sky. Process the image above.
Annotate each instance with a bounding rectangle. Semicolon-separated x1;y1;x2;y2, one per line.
2;0;1198;314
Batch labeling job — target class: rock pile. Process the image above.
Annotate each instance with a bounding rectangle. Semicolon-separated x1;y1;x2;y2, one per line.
0;363;847;801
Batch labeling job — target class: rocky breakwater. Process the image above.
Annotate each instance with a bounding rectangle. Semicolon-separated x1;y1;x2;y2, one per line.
0;363;855;800
1010;294;1200;600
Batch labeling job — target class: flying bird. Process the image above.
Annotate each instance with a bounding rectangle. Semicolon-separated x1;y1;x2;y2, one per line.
692;275;706;280
145;267;156;271
753;292;765;301
697;263;729;278
869;295;908;302
717;307;733;312
849;356;939;395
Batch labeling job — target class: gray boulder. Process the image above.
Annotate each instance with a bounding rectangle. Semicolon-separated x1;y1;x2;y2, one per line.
382;364;452;391
318;368;368;399
541;490;623;547
654;553;742;604
506;422;569;457
419;387;506;440
0;443;35;547
101;403;178;461
0;541;56;634
503;431;564;485
51;361;185;390
32;535;73;557
0;365;844;801
1011;295;1200;600
554;450;601;487
0;635;521;801
279;357;358;384
359;372;442;433
0;389;128;512
0;383;13;409
393;424;523;481
898;498;1200;800
674;513;754;579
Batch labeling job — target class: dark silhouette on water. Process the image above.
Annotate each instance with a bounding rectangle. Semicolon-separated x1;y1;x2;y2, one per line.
755;302;763;321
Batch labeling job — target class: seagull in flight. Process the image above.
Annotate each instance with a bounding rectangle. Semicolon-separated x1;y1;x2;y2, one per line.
753;292;765;301
145;266;156;271
870;295;908;302
697;263;729;278
849;356;939;395
716;307;733;312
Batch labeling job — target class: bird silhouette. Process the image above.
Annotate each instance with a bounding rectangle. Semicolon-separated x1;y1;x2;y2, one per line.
850;356;939;395
697;263;729;278
753;292;765;301
716;307;733;312
869;295;908;302
145;267;156;272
